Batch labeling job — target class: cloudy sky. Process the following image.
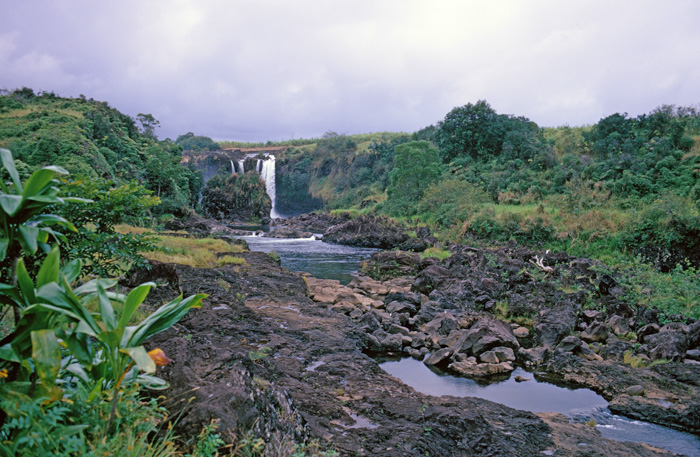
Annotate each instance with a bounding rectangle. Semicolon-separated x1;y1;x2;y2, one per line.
2;1;699;141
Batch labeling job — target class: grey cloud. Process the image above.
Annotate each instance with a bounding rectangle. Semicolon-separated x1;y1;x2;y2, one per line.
1;1;699;141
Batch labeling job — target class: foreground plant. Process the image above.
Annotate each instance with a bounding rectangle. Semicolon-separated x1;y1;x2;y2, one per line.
0;149;206;453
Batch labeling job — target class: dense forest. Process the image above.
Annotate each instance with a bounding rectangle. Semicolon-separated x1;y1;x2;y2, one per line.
1;88;699;455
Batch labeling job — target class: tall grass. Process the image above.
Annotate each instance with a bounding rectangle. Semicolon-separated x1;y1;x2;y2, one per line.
115;225;245;268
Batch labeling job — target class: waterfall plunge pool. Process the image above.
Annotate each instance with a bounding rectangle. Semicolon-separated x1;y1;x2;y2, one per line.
379;356;700;456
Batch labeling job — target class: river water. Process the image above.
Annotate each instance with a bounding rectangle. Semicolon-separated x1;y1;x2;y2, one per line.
380;357;700;456
241;233;377;284
241;232;700;456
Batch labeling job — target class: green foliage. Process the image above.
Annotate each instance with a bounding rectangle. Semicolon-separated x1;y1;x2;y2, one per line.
0;149;81;267
417;178;489;228
386;141;442;217
621;194;700;272
460;206;556;246
276;133;407;213
201;171;271;221
176;132;220;152
435;100;545;164
0;383;175;457
0;89;203;218
187;420;226;457
420;246;452;260
0;149;206;454
615;257;700;320
55;177;160;276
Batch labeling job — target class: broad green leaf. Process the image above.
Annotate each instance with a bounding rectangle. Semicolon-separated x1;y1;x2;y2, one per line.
61;259;82;285
27;195;64;204
18;225;39;254
118;283;154;328
97;283;116;331
32;382;63;403
31;329;61;386
125;293;205;347
76;320;98;338
36;246;60;287
120;346;156;374
23;304;81;327
0;343;21;363
63;197;93;204
32;213;73;226
0;148;22;192
136;373;169;390
15;259;36;304
42;165;69;175
36;229;49;244
0;194;22;216
98;328;123;352
87;380;103;402
63;332;93;366
74;278;118;296
0;239;7;261
22;169;57;199
62;360;90;384
36;282;100;334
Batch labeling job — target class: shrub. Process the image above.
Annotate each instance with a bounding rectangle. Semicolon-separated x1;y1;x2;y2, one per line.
417;178;489;228
621;194;700;272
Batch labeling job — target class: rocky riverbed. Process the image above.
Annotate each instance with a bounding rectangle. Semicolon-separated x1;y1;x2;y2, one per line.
139;220;699;456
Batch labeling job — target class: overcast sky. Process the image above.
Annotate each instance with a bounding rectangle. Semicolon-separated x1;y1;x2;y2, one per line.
2;1;700;141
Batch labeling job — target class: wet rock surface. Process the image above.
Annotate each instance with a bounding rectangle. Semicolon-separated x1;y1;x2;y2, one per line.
142;233;698;456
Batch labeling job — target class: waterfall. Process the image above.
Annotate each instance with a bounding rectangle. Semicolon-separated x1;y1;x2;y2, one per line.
260;155;280;219
226;154;280;219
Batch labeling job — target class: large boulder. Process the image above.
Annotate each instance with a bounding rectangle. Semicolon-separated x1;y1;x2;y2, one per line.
643;331;688;362
421;312;461;337
359;250;423;280
581;322;611;343
448;360;515;377
323;215;411;249
413;264;452;295
452;318;519;357
534;304;579;348
263;227;313;239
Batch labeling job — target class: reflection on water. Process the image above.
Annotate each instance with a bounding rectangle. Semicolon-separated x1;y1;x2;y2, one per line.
379;357;700;456
379;357;607;414
241;235;377;284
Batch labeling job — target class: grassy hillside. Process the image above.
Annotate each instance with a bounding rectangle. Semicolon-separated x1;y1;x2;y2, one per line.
0;88;202;217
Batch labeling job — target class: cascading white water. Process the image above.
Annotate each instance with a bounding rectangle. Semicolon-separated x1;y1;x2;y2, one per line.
260;155;280;219
230;160;235;174
238;159;245;174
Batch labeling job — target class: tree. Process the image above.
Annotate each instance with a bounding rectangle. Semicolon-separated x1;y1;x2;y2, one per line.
175;132;220;152
434;100;508;163
136;113;160;140
386;141;442;216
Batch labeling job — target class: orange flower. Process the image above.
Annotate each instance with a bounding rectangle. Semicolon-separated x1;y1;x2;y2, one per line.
148;348;173;366
0;369;8;379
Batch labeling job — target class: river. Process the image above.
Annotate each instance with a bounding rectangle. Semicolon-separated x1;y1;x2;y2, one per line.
241;231;700;456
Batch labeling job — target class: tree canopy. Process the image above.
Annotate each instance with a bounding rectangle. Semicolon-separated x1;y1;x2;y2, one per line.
385;140;442;216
